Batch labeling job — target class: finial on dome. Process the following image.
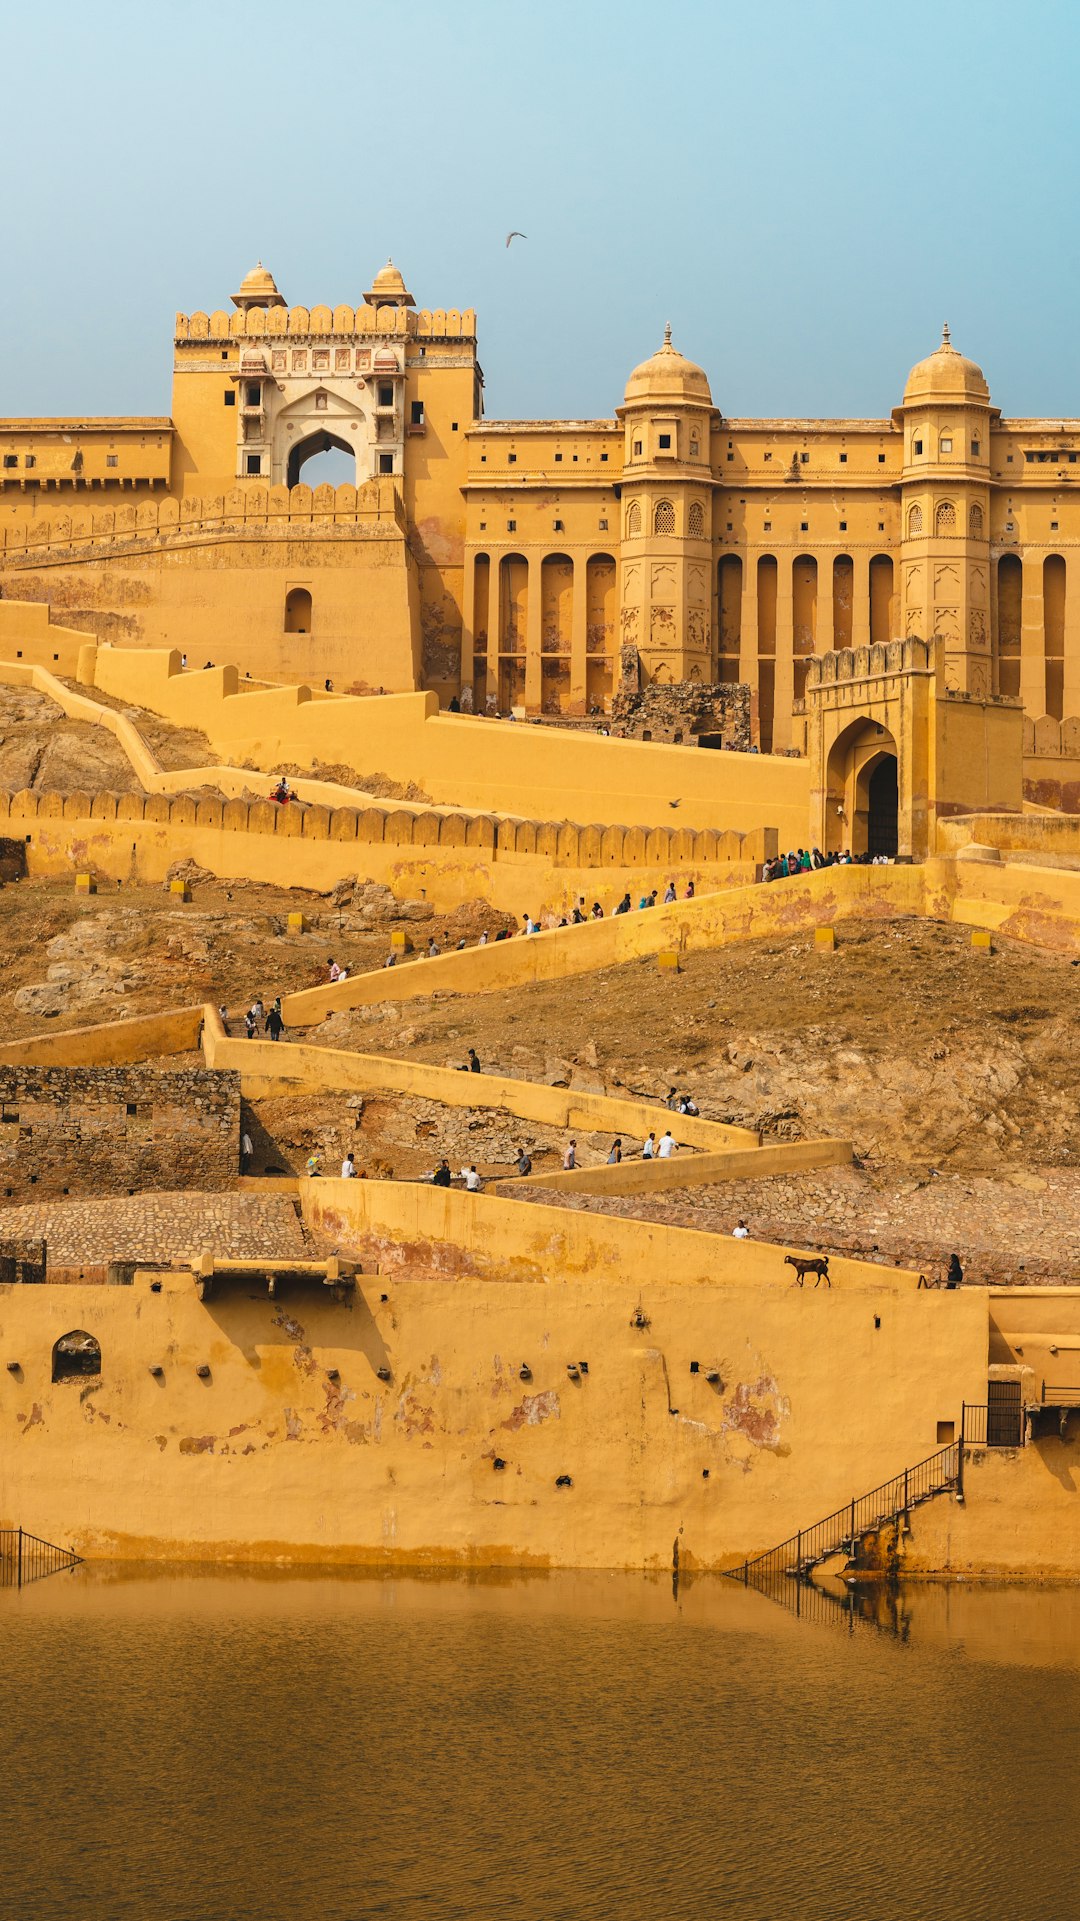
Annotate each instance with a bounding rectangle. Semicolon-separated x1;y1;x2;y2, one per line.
941;321;952;348
664;322;673;347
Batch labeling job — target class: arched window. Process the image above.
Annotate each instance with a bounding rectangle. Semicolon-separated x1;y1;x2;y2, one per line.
284;587;312;633
969;503;984;535
688;501;705;538
935;501;956;535
654;500;675;535
626;500;641;538
52;1330;101;1383
907;504;923;537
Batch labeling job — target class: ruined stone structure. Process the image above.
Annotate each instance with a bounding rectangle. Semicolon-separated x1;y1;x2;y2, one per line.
1;272;1078;753
610;645;751;749
0;1065;239;1201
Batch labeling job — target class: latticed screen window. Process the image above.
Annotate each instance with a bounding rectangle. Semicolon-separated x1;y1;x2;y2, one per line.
688;501;705;537
935;501;956;533
908;505;923;536
969;503;983;534
626;500;641;537
654;500;675;535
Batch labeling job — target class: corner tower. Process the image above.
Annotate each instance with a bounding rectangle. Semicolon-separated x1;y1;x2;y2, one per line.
896;326;994;695
617;329;716;684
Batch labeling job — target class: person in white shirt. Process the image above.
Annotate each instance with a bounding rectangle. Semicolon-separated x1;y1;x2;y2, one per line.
733;1219;750;1239
241;1131;253;1174
642;1133;656;1158
463;1166;481;1191
657;1130;675;1158
341;1153;357;1179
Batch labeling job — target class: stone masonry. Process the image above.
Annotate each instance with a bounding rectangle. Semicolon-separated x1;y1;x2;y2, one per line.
0;1065;240;1201
610;645;751;748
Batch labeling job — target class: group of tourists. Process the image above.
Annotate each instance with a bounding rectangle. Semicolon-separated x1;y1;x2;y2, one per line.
219;998;286;1041
761;846;895;881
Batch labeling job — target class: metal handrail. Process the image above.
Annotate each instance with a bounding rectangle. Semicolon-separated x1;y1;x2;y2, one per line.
0;1527;82;1589
728;1439;961;1586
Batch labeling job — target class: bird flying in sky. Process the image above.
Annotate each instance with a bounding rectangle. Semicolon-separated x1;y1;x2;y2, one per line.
506;231;527;247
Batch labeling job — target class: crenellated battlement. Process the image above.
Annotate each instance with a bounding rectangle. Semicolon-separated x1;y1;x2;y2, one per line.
174;305;477;343
805;638;935;690
0;479;405;560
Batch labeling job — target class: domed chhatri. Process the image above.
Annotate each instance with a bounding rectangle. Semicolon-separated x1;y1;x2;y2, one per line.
231;262;286;312
364;259;415;309
903;322;990;405
623;324;712;407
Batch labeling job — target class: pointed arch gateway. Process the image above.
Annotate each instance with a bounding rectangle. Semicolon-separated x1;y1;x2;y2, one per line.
286;429;356;490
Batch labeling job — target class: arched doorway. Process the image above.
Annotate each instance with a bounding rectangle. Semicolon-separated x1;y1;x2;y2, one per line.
866;755;898;857
825;718;900;856
284;587;312;634
286;430;355;490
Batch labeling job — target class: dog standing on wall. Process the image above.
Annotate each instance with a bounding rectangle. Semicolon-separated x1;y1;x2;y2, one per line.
784;1253;831;1288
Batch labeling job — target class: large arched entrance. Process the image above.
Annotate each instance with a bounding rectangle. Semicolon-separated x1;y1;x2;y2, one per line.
286;430;355;490
825;718;900;857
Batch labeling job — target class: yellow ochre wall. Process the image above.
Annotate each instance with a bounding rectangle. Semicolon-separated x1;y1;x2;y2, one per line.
0;1203;986;1569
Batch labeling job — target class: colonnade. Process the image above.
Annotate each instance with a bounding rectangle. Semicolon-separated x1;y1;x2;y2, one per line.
996;551;1080;721
462;549;617;715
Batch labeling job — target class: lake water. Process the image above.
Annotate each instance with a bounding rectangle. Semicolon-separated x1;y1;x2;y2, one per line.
2;1567;1077;1921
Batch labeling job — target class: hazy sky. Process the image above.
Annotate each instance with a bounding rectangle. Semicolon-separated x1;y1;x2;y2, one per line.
4;0;1078;425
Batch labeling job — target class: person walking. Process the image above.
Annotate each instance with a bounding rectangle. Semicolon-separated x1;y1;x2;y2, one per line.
432;1158;452;1188
463;1165;481;1191
515;1146;533;1176
245;1010;257;1040
305;1151;323;1178
663;881;676;904
341;1152;357;1179
328;958;341;982
642;1132;656;1159
468;1048;481;1073
607;1138;622;1165
240;1129;254;1174
266;1004;285;1042
563;1140;577;1170
657;1129;675;1158
733;1219;750;1239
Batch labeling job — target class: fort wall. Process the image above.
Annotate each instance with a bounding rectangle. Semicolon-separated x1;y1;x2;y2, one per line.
0;1064;238;1201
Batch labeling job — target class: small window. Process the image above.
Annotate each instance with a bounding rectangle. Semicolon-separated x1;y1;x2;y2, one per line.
285;587;312;633
726;522;733;531
314;392;328;411
53;1330;101;1383
3;454;18;468
246;384;260;406
378;454;393;474
600;452;608;462
913;440;923;455
507;453;517;465
633;440;642;456
972;440;980;456
800;521;808;531
839;453;847;464
764;451;772;462
689;442;698;457
599;518;608;531
1;1106;18;1125
221;350;229;361
451;422;458;432
1051;519;1059;530
554;452;563;462
658;434;671;450
125;1102;138;1118
654;500;675;535
479;520;486;531
800;452;809;464
553;519;564;532
246;454;262;476
411;401;424;425
378;384;394;407
940;436;953;453
106;454;119;468
726;451;734;461
507;519;517;532
24;455;35;469
878;453;886;463
1007;455;1014;463
224;391;236;407
839;520;847;531
763;520;771;532
936;1421;955;1445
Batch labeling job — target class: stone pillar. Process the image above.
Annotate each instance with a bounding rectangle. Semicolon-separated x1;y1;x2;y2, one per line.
569;554;588;715
851;553;871;648
739;555;760;744
772;555;795;750
1020;553;1046;717
524;554;542;712
1064;552;1080;719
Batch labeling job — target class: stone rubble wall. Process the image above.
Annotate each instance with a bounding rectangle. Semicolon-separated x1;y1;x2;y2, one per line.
0;1064;240;1202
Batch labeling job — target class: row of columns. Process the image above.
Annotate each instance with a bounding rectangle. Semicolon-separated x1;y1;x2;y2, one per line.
461;550;615;713
734;552;884;750
1013;553;1080;719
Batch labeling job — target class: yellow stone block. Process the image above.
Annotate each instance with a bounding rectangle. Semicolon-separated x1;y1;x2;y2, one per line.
657;950;680;971
169;879;190;901
287;911;307;932
390;929;408;950
971;928;993;954
814;926;836;951
75;873;95;894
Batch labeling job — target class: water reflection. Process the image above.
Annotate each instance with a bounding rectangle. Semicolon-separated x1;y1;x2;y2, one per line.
1;1566;1076;1921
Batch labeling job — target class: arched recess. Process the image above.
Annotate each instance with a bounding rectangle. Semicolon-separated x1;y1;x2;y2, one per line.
793;555;817;701
717;554;742;681
825;717;898;857
471;553;491;710
52;1330;101;1383
869;554;894;645
586;553;616;714
498;553;528;711
540;553;573;713
996;553;1022;698
756;555;778;751
832;555;853;648
1044;554;1065;721
284;587;312;634
286;430;355;490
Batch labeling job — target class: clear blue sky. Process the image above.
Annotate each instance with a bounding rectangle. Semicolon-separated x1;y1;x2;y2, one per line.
4;0;1078;424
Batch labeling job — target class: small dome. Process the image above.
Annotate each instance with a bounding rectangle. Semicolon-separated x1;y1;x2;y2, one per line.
232;262;285;310
624;326;712;407
903;324;989;405
364;259;415;308
373;347;400;371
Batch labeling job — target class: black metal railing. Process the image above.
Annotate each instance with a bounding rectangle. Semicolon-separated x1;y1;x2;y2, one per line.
0;1528;82;1589
962;1403;988;1445
728;1439;961;1586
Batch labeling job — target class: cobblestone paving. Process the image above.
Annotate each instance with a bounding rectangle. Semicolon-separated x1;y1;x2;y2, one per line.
0;1190;309;1266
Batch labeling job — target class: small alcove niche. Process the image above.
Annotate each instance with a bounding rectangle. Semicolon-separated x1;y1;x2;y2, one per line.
52;1330;101;1383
